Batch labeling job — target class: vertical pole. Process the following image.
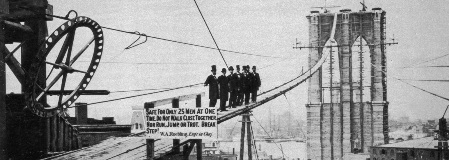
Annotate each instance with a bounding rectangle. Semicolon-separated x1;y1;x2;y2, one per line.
239;115;246;160
46;117;51;153
196;95;202;160
68;126;72;151
146;139;155;160
57;116;64;151
196;139;202;160
0;2;8;158
246;114;252;160
183;143;189;160
196;94;201;108
172;99;180;154
51;114;57;151
64;121;69;151
145;102;155;160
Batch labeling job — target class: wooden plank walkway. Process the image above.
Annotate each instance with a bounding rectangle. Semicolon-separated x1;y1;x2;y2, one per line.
44;135;175;160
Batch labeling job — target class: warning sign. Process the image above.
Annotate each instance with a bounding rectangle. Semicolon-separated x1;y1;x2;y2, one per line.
145;108;217;139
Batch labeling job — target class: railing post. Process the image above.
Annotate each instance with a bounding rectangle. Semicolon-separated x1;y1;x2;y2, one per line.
57;116;64;152
146;139;155;160
196;94;201;108
64;121;69;151
46;117;51;153
246;114;252;160
68;126;72;151
196;139;202;160
172;99;180;154
183;143;189;160
51;115;57;151
145;102;155;160
240;114;246;160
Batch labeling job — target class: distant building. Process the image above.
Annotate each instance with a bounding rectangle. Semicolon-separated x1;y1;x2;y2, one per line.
370;137;445;160
67;103;131;147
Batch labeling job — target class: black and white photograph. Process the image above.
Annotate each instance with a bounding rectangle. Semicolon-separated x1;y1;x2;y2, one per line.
0;0;448;159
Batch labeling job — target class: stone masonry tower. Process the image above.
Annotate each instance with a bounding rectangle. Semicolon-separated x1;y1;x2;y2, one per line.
305;8;389;160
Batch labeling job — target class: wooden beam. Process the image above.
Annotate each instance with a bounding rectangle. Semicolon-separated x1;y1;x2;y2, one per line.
146;139;155;160
46;117;51;153
135;92;205;110
57;116;64;152
246;115;252;160
146;102;155;160
196;139;202;160
172;99;180;154
46;90;110;95
51;115;57;151
2;47;26;84
0;7;8;158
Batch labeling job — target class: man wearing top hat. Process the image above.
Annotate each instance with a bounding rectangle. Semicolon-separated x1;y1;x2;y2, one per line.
243;65;253;105
204;65;219;107
217;68;229;111
236;65;244;106
227;66;238;108
251;66;261;102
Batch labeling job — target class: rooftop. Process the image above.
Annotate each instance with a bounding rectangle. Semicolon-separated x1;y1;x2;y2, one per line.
375;137;438;149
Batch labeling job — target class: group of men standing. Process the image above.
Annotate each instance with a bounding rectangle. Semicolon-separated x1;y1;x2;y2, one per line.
204;65;261;111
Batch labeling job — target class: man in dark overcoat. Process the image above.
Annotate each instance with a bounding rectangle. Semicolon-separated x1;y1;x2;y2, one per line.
236;65;244;106
204;65;219;107
217;68;229;111
227;66;238;108
251;66;261;102
244;65;253;105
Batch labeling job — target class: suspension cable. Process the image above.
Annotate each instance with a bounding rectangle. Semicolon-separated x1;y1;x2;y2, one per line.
192;0;228;68
402;53;449;68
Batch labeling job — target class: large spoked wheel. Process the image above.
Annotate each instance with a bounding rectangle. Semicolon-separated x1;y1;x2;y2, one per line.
27;16;104;117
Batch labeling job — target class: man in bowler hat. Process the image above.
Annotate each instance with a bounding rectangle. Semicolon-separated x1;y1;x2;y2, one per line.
227;66;238;108
251;66;261;102
204;65;219;107
217;68;229;111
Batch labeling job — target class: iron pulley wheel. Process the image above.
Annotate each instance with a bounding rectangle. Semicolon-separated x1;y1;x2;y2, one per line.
27;16;104;117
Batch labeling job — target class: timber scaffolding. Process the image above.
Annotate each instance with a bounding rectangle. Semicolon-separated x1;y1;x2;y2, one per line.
304;7;392;160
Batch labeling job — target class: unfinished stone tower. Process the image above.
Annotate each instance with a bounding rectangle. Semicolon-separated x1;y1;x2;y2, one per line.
306;8;389;160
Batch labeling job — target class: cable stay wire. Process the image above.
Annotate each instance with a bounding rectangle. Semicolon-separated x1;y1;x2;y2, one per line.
193;0;228;68
251;115;288;159
372;64;449;102
398;79;449;82
402;53;449;69
68;83;203;108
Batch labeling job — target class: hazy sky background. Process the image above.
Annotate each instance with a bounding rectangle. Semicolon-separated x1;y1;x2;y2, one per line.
5;0;449;125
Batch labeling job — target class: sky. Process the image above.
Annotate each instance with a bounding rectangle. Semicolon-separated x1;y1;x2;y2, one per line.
5;0;449;125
